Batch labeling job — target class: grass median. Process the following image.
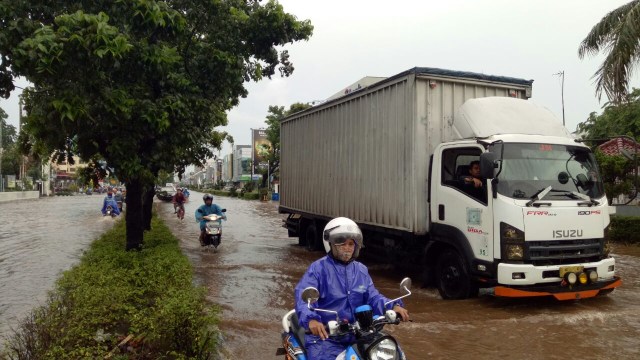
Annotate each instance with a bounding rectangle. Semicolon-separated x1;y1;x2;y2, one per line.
1;214;219;360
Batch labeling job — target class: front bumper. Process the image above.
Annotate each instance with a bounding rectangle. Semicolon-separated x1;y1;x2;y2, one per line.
494;257;621;300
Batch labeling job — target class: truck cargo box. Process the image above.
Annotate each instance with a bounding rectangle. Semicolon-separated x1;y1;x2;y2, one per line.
280;67;533;235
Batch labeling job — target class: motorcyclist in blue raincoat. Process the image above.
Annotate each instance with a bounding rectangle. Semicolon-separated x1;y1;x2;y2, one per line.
195;193;225;245
294;217;411;360
101;191;121;216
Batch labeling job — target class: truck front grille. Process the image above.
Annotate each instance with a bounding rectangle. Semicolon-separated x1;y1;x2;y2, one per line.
525;238;603;266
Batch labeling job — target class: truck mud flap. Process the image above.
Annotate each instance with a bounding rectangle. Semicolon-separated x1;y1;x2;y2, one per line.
493;276;622;300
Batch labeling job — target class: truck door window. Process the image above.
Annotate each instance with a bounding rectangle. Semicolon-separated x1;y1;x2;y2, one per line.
441;148;487;203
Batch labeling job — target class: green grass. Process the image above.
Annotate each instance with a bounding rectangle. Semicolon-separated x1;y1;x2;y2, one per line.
1;215;219;360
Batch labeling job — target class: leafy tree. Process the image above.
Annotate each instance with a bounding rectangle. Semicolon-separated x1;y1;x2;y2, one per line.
577;89;640;203
578;0;640;103
577;89;640;139
0;0;312;249
263;102;311;187
1;108;16;147
595;150;635;204
1;109;19;178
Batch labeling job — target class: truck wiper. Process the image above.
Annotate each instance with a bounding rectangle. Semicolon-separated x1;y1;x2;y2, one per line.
526;186;553;207
548;189;600;206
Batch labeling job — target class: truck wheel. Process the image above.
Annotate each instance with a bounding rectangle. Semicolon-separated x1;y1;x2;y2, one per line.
436;249;477;300
305;223;321;251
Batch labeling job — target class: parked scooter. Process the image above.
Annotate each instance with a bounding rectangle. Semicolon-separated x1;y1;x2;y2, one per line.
201;209;227;251
277;278;413;360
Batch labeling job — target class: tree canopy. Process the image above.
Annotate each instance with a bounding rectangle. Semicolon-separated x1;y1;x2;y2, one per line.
264;102;311;181
0;0;313;249
577;89;640;203
579;0;640;104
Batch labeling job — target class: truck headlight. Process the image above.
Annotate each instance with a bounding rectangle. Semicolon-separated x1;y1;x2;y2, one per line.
501;222;524;241
368;338;398;360
506;244;524;260
501;222;525;261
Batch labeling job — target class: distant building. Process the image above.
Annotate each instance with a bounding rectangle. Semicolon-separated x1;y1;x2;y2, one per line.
233;145;251;182
598;137;640;157
222;153;233;182
50;155;90;188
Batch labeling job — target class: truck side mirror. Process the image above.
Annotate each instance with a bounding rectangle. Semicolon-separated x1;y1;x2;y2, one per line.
480;152;497;179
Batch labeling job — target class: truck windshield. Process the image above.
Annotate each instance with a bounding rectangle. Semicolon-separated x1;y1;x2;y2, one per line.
489;143;605;200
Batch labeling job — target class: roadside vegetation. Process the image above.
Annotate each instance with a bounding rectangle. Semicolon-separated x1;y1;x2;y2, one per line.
1;215;218;360
610;215;640;244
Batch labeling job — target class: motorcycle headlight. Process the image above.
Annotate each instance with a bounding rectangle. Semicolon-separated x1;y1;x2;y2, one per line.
367;338;398;360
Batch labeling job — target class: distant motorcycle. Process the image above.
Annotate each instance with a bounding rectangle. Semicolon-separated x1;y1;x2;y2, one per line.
104;205;117;218
201;209;227;251
277;278;413;360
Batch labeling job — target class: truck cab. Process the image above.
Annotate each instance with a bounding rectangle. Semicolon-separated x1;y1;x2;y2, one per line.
428;100;621;300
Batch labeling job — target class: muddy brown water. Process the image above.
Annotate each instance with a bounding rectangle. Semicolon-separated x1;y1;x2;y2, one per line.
0;195;116;344
1;194;638;358
158;193;640;360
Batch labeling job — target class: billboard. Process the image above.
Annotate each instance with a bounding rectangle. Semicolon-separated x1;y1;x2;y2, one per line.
252;129;271;173
6;175;15;188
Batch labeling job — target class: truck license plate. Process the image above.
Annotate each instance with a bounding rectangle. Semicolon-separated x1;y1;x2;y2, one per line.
559;265;584;277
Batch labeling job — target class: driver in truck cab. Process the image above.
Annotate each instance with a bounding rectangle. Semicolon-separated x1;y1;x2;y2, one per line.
459;160;487;202
294;217;410;360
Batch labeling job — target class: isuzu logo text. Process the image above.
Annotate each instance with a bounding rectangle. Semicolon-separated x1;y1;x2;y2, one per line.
552;229;583;238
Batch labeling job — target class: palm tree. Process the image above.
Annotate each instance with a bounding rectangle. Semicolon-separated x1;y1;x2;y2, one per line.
579;0;640;104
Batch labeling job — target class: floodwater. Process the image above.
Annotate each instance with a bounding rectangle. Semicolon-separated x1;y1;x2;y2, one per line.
0;195;116;344
158;193;640;360
1;193;638;358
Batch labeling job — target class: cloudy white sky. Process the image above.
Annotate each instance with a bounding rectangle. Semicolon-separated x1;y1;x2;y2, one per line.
1;0;637;157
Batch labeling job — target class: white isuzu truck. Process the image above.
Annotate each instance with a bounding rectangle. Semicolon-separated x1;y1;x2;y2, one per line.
279;67;621;300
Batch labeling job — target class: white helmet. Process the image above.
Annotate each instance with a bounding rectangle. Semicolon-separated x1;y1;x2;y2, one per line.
323;217;363;260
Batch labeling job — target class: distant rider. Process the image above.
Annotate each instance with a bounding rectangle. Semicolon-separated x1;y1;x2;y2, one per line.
195;194;225;245
172;188;187;214
101;191;121;216
182;187;190;199
114;189;124;211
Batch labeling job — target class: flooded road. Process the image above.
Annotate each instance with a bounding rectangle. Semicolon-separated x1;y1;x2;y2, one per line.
0;195;116;343
159;193;640;360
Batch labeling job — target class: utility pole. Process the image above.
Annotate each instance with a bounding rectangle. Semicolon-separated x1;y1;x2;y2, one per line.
553;71;565;126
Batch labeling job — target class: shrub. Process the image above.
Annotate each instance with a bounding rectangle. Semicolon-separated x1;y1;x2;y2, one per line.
609;215;640;244
243;181;256;193
1;215;219;359
242;192;260;200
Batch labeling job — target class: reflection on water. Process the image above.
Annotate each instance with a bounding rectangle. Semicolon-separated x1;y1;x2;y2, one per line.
159;194;640;360
0;195;115;342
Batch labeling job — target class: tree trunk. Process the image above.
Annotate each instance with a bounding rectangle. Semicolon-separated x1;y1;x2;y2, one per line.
125;179;144;251
142;185;155;231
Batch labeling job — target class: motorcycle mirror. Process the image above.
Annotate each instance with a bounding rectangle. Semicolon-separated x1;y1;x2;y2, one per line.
301;287;319;305
400;278;412;294
384;277;413;308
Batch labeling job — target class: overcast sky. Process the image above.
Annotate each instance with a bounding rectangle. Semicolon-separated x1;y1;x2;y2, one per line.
1;0;637;157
